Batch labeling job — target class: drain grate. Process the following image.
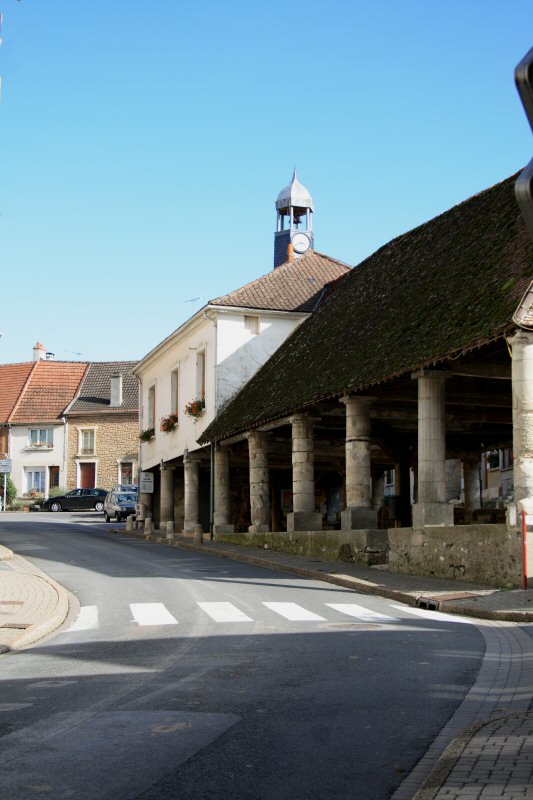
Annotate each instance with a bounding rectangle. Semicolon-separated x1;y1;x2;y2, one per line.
416;597;440;611
328;622;381;630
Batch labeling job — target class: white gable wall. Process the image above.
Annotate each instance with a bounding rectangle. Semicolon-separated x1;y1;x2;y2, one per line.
137;306;308;471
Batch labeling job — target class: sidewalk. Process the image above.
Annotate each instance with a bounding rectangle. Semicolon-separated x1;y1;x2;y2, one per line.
0;544;69;654
2;528;533;798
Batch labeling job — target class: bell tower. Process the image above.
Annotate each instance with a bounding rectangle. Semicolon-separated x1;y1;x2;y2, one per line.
274;169;314;268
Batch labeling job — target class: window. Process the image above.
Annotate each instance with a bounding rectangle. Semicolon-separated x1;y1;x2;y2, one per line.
26;469;45;493
196;351;206;401
29;428;53;447
80;429;95;455
147;385;156;428
171;369;179;416
119;462;133;484
244;315;259;335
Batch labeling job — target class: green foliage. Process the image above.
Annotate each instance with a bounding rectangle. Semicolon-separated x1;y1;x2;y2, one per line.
49;486;68;498
0;474;16;505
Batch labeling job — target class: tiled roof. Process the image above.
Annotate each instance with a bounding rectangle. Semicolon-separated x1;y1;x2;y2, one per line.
200;173;532;443
67;361;139;414
10;362;88;423
209;250;351;312
0;363;35;422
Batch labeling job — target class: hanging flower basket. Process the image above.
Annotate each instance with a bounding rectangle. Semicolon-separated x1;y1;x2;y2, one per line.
139;427;155;442
160;413;179;433
184;398;205;419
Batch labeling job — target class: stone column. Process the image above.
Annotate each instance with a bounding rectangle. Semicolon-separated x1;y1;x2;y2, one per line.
463;456;480;519
412;370;453;528
340;396;377;529
287;414;322;532
247;431;270;533
372;471;385;512
159;465;175;527
173;475;184;534
510;330;533;515
183;455;201;534
213;446;234;534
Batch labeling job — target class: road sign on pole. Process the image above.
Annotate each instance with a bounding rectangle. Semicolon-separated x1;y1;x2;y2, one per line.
0;459;13;473
515;48;533;240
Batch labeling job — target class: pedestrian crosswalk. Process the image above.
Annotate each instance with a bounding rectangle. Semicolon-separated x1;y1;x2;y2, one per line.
62;598;471;633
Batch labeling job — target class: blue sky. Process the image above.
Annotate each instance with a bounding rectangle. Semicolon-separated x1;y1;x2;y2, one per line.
1;0;533;364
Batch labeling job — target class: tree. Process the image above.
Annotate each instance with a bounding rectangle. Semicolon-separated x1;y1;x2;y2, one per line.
0;474;16;507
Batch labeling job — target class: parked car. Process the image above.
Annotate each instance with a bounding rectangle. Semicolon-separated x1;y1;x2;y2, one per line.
111;484;138;494
42;488;108;512
103;491;137;522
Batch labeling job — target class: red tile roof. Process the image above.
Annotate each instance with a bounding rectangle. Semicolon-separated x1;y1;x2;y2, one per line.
0;363;35;422
6;361;89;424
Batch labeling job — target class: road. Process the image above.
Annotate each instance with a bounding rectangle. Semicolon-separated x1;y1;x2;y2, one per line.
0;513;486;800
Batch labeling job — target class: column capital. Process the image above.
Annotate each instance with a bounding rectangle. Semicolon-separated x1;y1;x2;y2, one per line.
508;329;533;347
288;412;320;424
159;463;175;472
340;394;376;408
411;369;449;381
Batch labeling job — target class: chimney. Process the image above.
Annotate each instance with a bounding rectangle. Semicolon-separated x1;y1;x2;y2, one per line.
33;342;47;361
110;374;123;407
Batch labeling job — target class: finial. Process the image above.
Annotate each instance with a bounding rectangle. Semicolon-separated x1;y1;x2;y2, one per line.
292;167;298;182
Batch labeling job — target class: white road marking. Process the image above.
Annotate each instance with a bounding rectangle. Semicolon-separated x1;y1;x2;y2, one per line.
325;603;397;622
130;603;178;626
262;602;326;621
67;605;99;631
197;602;253;623
390;605;475;624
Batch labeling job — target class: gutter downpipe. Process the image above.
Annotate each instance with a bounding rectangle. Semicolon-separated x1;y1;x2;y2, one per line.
210;441;215;540
204;308;218;541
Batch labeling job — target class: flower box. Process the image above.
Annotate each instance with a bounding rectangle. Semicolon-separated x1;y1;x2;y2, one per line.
184;399;205;419
139;427;155;442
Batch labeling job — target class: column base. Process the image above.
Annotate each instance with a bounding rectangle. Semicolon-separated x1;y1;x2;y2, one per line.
412;502;454;529
287;511;322;532
341;507;377;530
249;523;269;533
213;523;235;534
183;520;200;534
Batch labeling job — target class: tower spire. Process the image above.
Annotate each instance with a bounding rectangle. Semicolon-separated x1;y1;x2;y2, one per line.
273;170;314;268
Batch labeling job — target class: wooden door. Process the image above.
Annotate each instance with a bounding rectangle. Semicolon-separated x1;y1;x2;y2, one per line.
49;466;60;489
80;463;96;488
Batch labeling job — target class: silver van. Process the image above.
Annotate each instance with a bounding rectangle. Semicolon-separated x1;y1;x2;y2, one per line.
103;491;137;522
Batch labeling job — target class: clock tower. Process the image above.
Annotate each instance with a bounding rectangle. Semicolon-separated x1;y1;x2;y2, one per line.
274;169;314;268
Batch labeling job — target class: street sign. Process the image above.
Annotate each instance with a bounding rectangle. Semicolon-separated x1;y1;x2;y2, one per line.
139;471;154;493
515;48;533;241
0;459;13;473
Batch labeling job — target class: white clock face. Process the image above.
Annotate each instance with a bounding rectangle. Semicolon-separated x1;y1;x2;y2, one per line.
292;232;310;254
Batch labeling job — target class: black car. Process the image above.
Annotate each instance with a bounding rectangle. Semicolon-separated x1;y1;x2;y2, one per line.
42;488;108;512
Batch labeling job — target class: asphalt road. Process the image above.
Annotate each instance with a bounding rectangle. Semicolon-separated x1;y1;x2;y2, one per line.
0;513;486;800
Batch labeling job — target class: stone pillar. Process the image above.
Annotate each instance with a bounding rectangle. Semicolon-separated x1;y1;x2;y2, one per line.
287;414;322;532
213;446;234;534
340;396;377;529
510;330;533;515
159;465;175;527
183;455;201;534
247;431;270;533
412;370;453;528
372;471;385;512
463;456;480;519
173;476;184;534
138;491;153;521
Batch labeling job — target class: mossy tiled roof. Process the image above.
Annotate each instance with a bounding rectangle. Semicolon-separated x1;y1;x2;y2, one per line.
200;173;533;443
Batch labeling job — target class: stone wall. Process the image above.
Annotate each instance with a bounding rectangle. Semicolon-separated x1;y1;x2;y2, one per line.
215;524;524;587
215;529;389;565
67;413;138;490
387;525;523;587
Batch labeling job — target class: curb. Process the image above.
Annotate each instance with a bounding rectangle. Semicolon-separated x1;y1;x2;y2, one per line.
0;553;70;653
